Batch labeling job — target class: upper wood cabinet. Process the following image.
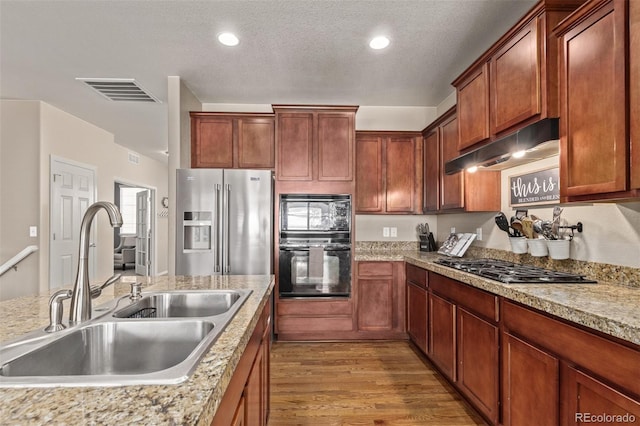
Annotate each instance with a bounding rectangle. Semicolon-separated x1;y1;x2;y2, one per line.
190;113;275;169
490;17;540;135
273;105;357;182
556;0;640;202
457;64;490;151
422;107;500;213
440;114;465;210
422;129;440;212
355;131;422;214
453;1;584;152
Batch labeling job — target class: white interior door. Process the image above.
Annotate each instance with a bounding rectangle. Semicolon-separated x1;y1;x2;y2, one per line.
50;158;96;289
135;189;150;276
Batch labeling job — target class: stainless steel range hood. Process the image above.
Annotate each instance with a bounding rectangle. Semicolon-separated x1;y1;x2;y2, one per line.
444;118;559;174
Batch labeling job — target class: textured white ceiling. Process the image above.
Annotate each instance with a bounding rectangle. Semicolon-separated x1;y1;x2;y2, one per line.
0;0;536;162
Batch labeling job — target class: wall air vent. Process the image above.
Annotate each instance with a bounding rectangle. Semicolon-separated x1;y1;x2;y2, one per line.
76;78;160;103
128;152;140;165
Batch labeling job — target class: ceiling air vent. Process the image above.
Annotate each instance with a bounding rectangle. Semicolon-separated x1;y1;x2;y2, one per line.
76;78;160;103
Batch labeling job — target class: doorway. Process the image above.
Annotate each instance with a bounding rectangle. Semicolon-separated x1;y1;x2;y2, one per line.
50;156;97;290
114;180;156;277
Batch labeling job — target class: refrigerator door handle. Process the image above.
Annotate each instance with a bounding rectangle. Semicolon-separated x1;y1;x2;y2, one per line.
214;184;221;272
224;183;231;274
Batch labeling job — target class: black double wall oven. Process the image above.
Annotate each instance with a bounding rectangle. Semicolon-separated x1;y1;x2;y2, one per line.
278;194;351;298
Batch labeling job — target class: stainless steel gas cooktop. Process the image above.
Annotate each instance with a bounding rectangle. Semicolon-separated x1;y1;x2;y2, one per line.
435;258;597;284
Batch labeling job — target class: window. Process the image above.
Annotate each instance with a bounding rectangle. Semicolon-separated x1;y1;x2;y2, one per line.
119;187;145;235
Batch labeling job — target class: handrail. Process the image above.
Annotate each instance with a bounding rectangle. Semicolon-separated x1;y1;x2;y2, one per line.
0;245;38;277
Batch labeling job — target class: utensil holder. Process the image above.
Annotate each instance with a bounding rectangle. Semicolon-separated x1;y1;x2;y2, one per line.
527;238;548;257
509;236;528;254
547;239;571;260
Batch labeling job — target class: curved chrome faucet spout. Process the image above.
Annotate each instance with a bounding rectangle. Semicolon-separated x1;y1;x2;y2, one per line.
69;201;123;324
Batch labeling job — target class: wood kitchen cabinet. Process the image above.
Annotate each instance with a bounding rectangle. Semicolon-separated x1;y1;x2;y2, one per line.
356;261;406;338
457;308;499;424
422;129;440;211
503;299;640;426
273;105;357;183
429;271;500;424
406;264;428;354
429;292;456;380
556;0;640;202
190;112;275;169
355;131;422;214
422;107;500;213
453;0;583;151
456;63;490;151
440;114;464;210
502;333;559;426
212;296;272;426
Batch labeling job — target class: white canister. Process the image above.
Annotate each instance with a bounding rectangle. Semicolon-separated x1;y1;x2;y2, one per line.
509;236;528;254
547;239;571;260
528;238;549;257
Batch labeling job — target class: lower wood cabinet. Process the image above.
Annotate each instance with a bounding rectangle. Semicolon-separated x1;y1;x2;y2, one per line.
503;299;640;426
561;365;640;425
356;261;406;337
407;281;428;353
429;292;456;380
231;395;245;426
212;296;271;426
502;332;559;426
402;267;640;426
457;308;499;424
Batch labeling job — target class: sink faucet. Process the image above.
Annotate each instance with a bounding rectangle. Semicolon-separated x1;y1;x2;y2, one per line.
69;201;123;325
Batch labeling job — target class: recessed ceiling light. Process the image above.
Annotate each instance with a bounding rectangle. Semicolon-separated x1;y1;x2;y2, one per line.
512;150;526;159
218;32;239;47
369;36;390;50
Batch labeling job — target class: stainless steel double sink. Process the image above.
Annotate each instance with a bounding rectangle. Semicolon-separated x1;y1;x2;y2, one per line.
0;289;251;387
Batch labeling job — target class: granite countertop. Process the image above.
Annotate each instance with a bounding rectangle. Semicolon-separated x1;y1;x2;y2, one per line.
355;249;640;346
0;275;274;425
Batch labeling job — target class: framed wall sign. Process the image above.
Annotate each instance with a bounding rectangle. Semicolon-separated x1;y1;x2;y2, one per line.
509;166;560;206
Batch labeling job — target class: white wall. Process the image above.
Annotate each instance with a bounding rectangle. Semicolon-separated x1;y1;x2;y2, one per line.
356;106;436;131
0;101;41;299
355;215;436;242
437;156;640;268
0;100;169;300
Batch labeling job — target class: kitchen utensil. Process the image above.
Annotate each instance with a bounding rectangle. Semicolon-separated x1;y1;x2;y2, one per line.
515;209;528;220
521;217;534;239
416;223;430;235
495;213;513;236
552;206;563;238
510;217;524;237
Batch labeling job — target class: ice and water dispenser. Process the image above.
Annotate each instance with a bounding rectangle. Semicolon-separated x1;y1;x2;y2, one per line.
182;212;212;252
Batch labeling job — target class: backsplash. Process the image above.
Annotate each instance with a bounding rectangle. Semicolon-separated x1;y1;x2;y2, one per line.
355;241;640;289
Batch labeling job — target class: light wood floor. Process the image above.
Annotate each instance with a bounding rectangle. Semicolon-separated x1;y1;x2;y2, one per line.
269;341;486;426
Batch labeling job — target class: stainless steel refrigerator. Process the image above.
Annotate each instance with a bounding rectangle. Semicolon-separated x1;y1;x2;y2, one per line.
176;169;273;275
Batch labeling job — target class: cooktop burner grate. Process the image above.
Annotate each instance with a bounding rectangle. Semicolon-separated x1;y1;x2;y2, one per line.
435;258;597;284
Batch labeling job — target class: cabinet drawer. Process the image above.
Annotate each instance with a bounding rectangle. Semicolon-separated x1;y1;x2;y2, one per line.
503;300;640;396
277;299;352;316
429;272;498;322
406;263;427;288
357;261;393;276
